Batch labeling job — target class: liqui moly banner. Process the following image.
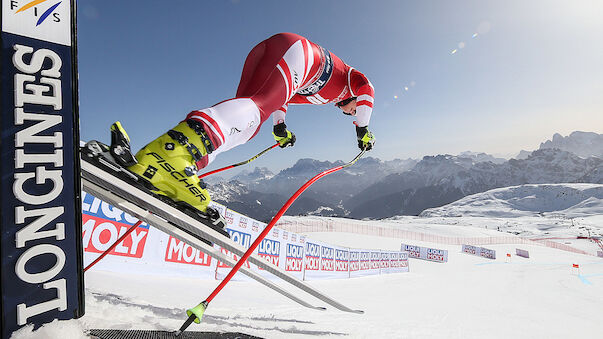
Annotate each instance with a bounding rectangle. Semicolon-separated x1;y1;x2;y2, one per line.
82;192;149;260
401;243;448;263
348;250;360;277
215;224;254;281
382;251;410;274
280;228;306;280
516;248;530;258
334;248;350;279
369;251;382;275
350;250;373;278
303;241;351;280
379;251;391;271
462;244;496;260
80;195;410;285
162;235;217;280
1;1;84;337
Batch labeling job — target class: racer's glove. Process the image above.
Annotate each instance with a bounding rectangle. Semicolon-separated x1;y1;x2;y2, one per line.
356;125;375;151
273;123;296;148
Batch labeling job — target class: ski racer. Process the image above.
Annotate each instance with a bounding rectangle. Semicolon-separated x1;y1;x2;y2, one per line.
117;32;376;216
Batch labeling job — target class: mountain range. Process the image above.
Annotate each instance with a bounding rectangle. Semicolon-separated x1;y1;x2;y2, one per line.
207;131;603;221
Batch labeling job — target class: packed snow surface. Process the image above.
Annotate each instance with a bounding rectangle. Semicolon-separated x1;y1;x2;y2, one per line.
420;183;603;218
13;223;603;338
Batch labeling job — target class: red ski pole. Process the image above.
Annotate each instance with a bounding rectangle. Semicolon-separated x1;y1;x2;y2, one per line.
176;150;366;335
84;220;144;272
198;143;279;179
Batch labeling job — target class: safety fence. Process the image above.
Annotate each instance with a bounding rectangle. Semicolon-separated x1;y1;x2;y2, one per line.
275;217;597;257
81;191;409;281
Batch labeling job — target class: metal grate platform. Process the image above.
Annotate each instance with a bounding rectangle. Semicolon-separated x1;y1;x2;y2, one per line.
88;329;264;339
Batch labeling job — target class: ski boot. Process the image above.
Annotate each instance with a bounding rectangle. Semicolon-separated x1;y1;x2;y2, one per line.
111;120;228;239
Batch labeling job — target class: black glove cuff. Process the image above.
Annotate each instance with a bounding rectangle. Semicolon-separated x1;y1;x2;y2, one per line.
356;125;368;139
274;123;288;137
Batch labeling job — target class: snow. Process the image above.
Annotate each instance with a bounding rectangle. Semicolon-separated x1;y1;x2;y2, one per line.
14;223;603;338
421;184;603;218
11;183;603;339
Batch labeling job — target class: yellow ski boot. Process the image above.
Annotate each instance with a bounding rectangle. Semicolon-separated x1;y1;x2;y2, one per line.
121;120;216;216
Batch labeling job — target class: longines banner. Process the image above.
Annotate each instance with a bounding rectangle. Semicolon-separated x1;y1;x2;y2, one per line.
1;0;84;337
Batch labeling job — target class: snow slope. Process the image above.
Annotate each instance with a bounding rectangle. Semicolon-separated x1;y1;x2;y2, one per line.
420;183;603;218
11;221;603;339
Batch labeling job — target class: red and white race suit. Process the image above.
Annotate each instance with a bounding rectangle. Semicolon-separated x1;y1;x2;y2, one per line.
185;32;374;168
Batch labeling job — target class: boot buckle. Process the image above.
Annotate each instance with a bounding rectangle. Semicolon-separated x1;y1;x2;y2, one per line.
167;129;204;171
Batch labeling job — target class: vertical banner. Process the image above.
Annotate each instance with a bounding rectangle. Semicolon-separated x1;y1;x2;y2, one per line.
1;0;84;337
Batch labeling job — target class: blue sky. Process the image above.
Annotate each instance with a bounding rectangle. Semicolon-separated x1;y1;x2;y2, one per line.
77;0;603;175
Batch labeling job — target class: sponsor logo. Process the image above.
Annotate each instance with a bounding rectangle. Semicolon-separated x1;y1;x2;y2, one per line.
218;228;251;268
238;217;247;229
227;229;251;248
480;248;495;259
229;127;241;135
463;245;477;255
426;248;447;262
320;246;334;271
300;235;306;243
359;251;370;270
258;238;280;267
380;253;390;268
370;252;380;269
251;221;259;232
427;248;446;256
272;228;279;238
403;244;421;258
144;152;207;203
12;0;63;27
82;215;147;258
82;192;148;228
305;243;320;271
165;236;211;266
291;233;297;242
349;256;360;272
285;244;303;272
282;231;288;240
427;253;445;261
390;253;401;268
8;42;74;327
225;210;234;224
335;249;349;272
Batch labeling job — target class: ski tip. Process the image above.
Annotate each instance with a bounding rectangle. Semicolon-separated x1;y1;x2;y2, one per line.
353;309;364;314
317;306;327;311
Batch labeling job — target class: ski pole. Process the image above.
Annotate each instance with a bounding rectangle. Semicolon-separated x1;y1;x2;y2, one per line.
176;150;366;335
84;220;143;272
198;143;280;179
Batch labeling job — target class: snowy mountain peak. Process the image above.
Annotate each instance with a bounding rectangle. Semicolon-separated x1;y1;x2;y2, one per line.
231;167;274;183
539;131;603;159
458;151;507;164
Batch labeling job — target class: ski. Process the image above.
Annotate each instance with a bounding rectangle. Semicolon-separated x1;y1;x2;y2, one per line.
81;174;325;311
80;143;363;314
